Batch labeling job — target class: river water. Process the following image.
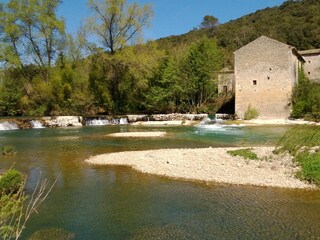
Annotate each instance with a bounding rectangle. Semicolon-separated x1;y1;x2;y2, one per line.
0;124;319;239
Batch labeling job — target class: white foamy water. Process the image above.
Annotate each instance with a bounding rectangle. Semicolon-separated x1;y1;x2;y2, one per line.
119;118;128;125
30;120;45;129
0;121;19;131
86;119;110;126
86;118;128;126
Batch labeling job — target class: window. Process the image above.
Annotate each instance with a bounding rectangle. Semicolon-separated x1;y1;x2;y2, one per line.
223;85;228;93
253;80;257;85
308;71;311;75
267;76;270;80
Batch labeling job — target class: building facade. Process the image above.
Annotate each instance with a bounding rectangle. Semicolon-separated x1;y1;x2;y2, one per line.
234;36;305;119
299;49;320;82
217;68;234;95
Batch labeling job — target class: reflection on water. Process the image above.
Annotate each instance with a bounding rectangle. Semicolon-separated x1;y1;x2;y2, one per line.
0;125;319;240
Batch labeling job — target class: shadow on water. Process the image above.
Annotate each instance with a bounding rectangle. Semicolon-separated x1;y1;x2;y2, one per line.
1;124;319;240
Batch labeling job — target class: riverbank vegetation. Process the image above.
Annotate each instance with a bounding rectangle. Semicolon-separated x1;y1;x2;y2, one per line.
227;148;259;160
0;169;55;239
275;125;320;186
291;70;320;121
0;0;320;117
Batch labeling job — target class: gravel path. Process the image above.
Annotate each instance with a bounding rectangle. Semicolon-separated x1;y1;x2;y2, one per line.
85;147;316;189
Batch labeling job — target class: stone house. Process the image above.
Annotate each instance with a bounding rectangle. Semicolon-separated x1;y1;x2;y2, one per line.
217;67;234;94
299;49;320;82
234;36;306;119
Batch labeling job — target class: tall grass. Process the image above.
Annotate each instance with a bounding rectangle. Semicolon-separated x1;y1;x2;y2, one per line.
275;125;320;186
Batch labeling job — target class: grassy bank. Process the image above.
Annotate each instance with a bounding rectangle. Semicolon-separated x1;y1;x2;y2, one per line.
275;125;320;186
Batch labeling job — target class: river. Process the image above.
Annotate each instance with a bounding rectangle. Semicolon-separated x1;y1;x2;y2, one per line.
0;124;319;239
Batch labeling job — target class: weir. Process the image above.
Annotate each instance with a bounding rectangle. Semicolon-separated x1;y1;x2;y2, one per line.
85;117;128;126
0;121;19;131
30;120;45;129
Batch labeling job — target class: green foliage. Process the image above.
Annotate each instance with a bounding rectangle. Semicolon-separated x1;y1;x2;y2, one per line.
0;169;23;194
275;125;320;185
180;38;223;112
0;0;65;73
87;0;153;54
227;148;259;160
296;152;320;186
215;0;320;51
0;187;25;239
244;104;259;120
144;56;182;113
156;0;320;58
275;125;320;156
1;0;320;117
291;69;320;121
200;15;219;29
0;169;55;240
1;145;16;156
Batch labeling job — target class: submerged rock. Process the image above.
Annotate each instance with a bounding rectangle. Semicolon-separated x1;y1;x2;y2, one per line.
28;228;75;240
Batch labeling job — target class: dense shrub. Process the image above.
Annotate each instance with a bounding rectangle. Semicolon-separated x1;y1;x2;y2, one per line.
0;169;23;194
275;125;320;186
296;152;320;186
291;70;320;122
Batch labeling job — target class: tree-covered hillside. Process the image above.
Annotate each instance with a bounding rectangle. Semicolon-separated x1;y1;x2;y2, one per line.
158;0;320;53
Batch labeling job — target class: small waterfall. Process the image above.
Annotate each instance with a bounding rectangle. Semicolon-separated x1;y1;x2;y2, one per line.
0;121;19;131
30;120;45;129
86;117;128;126
86;119;110;126
199;117;216;125
119;118;128;125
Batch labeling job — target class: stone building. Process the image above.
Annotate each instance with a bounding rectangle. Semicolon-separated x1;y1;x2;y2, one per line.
234;36;305;119
217;68;234;94
299;49;320;82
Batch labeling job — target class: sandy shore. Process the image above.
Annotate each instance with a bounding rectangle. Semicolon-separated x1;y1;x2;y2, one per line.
107;132;166;137
86;147;316;189
244;118;320;125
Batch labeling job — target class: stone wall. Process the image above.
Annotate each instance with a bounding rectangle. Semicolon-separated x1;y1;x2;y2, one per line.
218;69;234;94
234;36;301;119
299;49;320;82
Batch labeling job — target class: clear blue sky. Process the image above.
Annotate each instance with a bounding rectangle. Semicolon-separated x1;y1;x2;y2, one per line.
58;0;287;40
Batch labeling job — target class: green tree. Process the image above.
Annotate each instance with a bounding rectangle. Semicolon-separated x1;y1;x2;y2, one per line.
180;38;223;112
0;0;65;80
200;15;219;29
291;69;320;121
145;56;182;113
0;69;24;116
88;42;164;114
86;0;153;54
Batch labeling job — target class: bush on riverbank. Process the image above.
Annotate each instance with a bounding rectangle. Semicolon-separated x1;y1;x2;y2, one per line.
0;169;23;194
0;169;55;240
275;125;320;186
291;70;320;122
227;148;259;160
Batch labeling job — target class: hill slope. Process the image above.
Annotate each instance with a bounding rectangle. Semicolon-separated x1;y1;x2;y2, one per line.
157;0;320;52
